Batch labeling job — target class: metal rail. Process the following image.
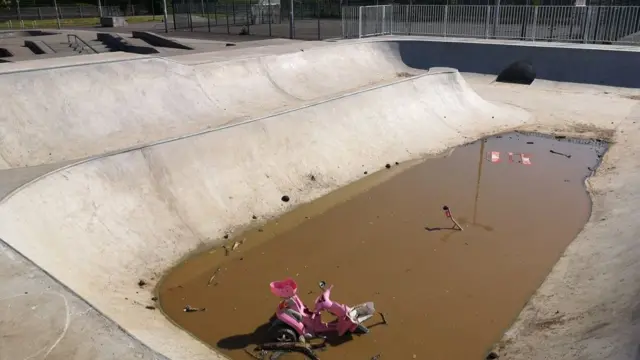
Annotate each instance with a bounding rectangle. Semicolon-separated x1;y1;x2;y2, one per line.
67;33;99;54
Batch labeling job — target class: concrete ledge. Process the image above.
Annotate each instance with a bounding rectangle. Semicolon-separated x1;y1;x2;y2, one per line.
24;40;56;55
132;31;193;50
100;16;128;28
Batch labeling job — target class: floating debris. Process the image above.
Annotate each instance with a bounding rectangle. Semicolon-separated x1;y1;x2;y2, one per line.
550;149;572;158
184;305;206;312
207;267;222;286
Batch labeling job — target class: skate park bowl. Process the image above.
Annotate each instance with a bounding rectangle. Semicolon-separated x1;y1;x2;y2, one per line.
0;37;639;360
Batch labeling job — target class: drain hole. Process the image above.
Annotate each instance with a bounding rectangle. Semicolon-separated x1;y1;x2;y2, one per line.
496;60;535;85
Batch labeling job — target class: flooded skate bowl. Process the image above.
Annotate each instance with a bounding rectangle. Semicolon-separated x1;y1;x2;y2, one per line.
159;132;608;359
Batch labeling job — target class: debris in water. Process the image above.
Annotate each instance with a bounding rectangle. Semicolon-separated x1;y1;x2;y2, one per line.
442;206;463;231
223;234;229;239
385;164;391;169
232;241;240;251
207;267;222;286
550;149;572;158
527;141;534;144
145;305;156;310
137;279;147;288
371;354;381;360
486;350;500;359
252;215;258;220
380;312;389;325
364;171;368;175
184;305;206;312
281;195;290;202
151;296;158;301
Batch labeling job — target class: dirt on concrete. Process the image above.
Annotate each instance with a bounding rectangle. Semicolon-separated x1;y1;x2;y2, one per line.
159;131;607;360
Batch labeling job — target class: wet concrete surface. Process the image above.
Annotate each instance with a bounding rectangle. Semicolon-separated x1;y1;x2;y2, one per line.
158;132;608;360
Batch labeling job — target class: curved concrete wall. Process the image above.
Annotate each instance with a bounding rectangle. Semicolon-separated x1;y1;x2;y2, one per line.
0;69;528;360
0;42;409;169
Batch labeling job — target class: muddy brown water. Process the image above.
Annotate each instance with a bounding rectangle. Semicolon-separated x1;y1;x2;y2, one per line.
159;132;608;360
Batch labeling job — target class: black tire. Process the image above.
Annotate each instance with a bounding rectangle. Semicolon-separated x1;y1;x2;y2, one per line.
496;60;536;85
268;324;298;343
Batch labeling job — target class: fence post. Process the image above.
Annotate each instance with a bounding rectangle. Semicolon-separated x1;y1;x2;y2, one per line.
484;5;490;39
316;0;320;40
583;6;593;44
16;0;22;22
206;0;211;32
226;3;230;34
53;0;61;29
246;0;251;34
492;0;500;38
341;5;345;38
189;1;193;31
172;0;177;30
269;0;272;36
358;6;363;38
389;4;393;35
443;5;448;38
531;6;538;41
405;5;410;35
382;5;385;34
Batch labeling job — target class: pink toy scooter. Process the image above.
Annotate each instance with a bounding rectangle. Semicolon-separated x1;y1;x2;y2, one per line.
267;278;376;343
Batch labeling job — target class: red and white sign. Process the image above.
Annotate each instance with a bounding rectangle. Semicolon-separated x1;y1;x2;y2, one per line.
508;152;514;163
489;151;501;163
521;153;532;165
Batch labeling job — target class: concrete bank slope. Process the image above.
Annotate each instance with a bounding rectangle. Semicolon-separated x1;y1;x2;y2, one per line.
0;41;413;169
0;69;527;360
466;78;640;359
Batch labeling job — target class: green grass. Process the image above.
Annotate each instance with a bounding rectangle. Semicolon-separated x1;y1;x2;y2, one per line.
0;15;162;28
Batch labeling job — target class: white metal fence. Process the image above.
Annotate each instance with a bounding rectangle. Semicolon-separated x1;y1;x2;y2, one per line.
342;5;640;45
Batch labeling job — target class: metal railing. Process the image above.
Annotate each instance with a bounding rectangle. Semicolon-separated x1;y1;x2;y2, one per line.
342;5;640;45
67;34;98;54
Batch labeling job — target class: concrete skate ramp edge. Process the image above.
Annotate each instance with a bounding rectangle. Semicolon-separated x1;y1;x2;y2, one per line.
0;70;530;360
0;41;412;169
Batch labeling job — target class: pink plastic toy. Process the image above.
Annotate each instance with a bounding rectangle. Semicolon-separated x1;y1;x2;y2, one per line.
267;278;376;343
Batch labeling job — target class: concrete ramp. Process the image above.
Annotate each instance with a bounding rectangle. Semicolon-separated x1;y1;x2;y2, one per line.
0;41;414;169
0;69;527;360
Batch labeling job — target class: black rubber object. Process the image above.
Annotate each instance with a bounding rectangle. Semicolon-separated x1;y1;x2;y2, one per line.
496;60;536;85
